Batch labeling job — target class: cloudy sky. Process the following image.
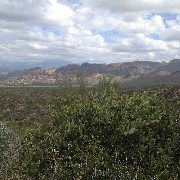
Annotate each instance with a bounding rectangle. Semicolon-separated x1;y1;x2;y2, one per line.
0;0;180;63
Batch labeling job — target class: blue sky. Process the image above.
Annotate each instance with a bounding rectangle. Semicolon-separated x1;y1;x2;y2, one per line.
0;0;180;63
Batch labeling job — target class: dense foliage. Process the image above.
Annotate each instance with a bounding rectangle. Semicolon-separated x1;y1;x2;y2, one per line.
12;85;179;179
0;121;17;178
0;87;53;134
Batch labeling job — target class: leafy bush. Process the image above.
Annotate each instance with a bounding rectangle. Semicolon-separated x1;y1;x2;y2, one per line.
15;86;180;179
0;121;17;178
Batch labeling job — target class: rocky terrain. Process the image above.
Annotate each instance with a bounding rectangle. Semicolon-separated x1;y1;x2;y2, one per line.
56;61;163;77
0;59;180;88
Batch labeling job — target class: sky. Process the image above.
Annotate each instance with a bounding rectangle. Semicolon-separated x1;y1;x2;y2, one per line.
0;0;180;63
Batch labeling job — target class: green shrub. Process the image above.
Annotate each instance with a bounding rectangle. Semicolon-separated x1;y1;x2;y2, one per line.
16;87;180;179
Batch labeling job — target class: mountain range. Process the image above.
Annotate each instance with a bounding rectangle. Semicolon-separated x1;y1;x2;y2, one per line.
0;59;180;88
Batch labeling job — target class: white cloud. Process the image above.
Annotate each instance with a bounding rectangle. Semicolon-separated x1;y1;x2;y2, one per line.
83;0;180;14
0;0;74;29
59;27;108;53
0;0;179;63
167;41;180;49
162;25;180;41
113;34;169;53
76;8;165;35
116;15;165;35
46;0;74;26
29;43;48;50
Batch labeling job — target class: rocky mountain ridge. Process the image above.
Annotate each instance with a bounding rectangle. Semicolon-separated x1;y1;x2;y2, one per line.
55;60;179;77
0;59;180;87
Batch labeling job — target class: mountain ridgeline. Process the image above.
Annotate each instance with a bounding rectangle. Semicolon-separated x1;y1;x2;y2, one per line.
55;59;180;76
0;59;180;88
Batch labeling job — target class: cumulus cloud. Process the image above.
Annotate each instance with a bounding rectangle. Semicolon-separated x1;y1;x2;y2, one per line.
83;0;180;14
0;0;179;62
45;26;110;57
76;8;165;35
162;25;180;41
113;34;169;53
0;0;74;29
